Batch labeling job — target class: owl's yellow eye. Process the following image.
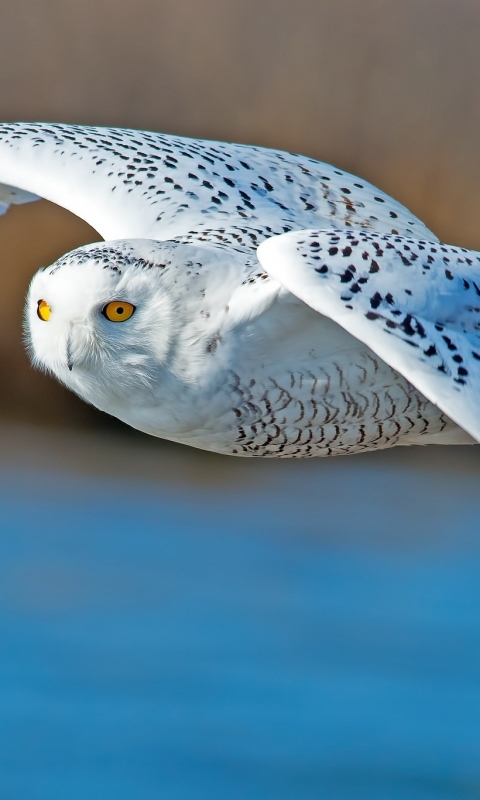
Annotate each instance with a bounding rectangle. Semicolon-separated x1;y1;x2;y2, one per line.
37;300;51;321
102;301;136;323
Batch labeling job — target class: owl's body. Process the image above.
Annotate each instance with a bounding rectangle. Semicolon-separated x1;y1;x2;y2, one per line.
0;122;478;456
27;237;469;457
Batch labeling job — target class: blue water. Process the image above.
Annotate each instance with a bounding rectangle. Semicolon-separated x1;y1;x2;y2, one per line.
1;442;480;799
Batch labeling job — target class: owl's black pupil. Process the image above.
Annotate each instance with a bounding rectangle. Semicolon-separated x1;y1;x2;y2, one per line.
116;306;124;314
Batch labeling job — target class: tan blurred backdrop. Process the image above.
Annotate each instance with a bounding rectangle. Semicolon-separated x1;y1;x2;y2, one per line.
1;0;480;427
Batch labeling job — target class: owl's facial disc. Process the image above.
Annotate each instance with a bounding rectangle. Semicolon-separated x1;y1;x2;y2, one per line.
35;296;137;371
24;240;175;414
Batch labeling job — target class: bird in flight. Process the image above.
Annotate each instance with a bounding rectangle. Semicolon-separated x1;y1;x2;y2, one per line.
1;122;478;457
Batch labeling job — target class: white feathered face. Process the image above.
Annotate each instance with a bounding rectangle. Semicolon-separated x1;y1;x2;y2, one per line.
24;240;176;417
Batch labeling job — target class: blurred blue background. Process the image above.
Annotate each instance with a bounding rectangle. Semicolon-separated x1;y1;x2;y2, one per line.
2;2;480;798
1;428;480;799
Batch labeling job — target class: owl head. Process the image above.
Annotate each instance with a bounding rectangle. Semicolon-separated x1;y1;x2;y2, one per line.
24;238;247;434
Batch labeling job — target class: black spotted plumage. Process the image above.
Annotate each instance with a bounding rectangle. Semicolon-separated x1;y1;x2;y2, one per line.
0;122;435;250
258;229;480;444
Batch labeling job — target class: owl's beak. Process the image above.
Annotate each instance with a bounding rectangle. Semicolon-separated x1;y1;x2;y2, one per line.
66;329;73;371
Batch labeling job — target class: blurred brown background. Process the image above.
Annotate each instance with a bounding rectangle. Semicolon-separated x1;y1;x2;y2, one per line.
1;0;480;428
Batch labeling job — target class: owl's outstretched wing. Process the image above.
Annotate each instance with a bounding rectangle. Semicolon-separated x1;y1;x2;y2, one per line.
257;228;480;442
0;123;436;248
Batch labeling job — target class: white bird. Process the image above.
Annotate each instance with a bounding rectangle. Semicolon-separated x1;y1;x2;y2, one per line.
1;122;478;456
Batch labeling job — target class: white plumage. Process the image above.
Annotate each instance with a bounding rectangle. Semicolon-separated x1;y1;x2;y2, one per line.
0;122;477;456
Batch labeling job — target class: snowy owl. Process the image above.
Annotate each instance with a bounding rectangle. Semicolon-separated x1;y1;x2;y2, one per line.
0;122;478;457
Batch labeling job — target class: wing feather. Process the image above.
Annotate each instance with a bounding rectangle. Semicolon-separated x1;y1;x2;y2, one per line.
0;122;436;247
258;228;480;442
